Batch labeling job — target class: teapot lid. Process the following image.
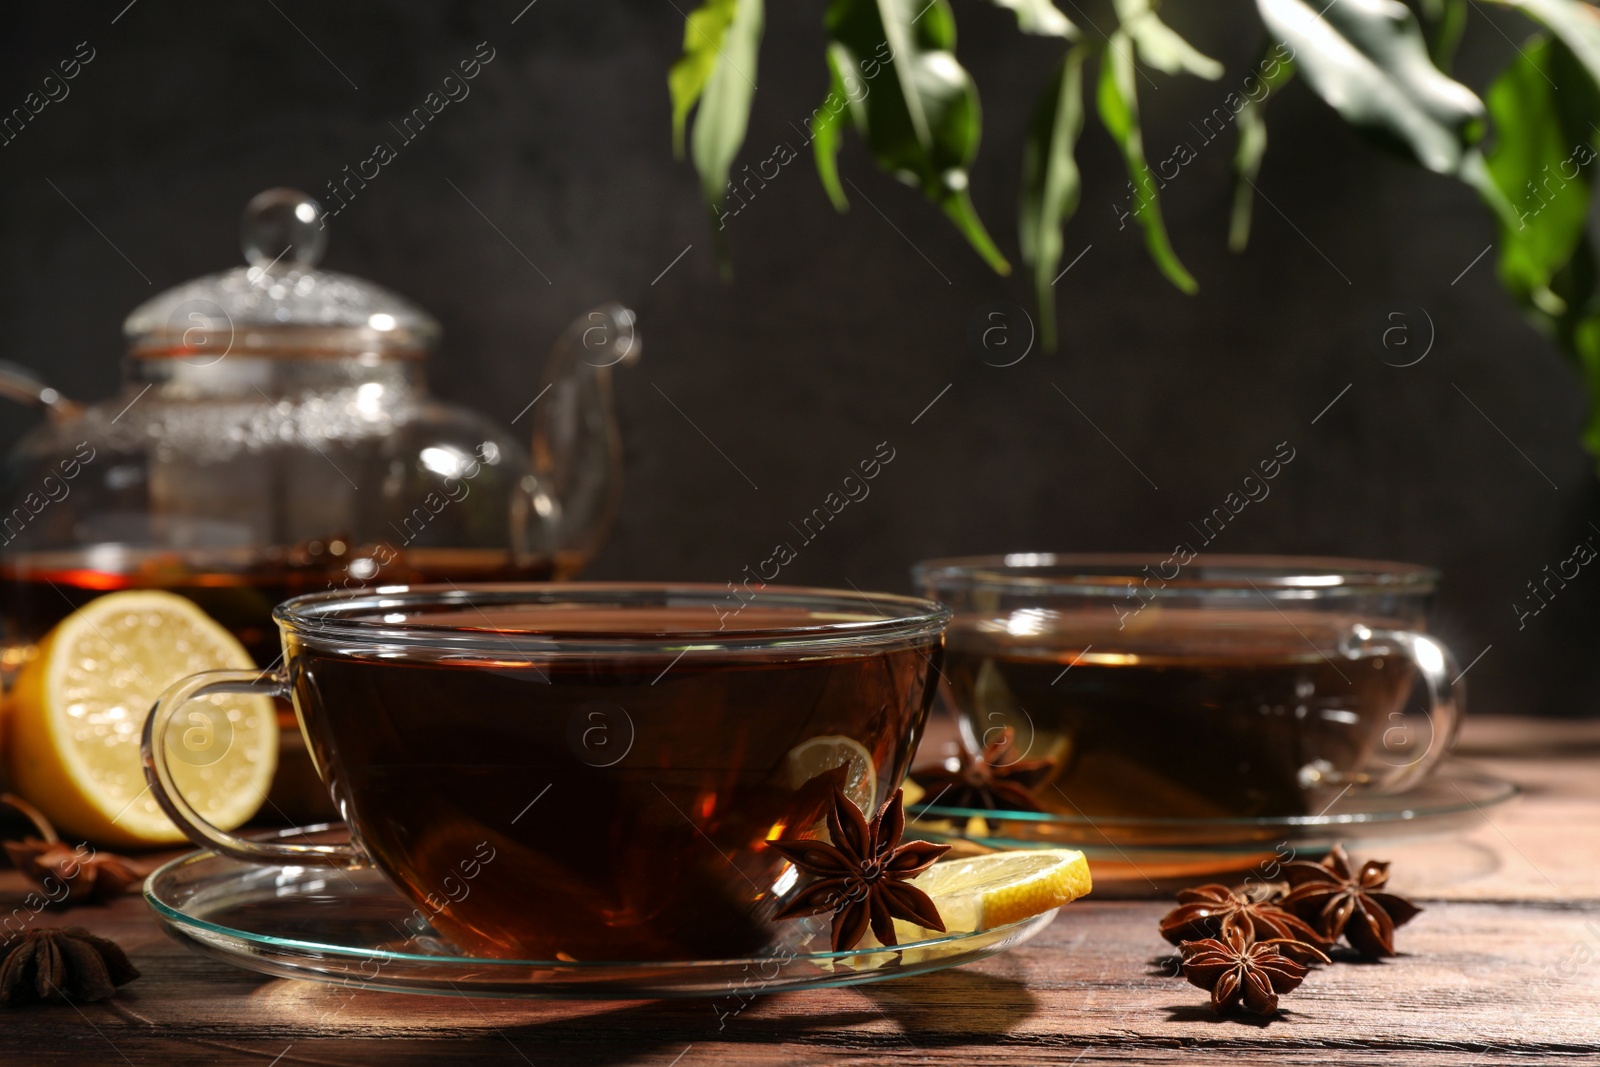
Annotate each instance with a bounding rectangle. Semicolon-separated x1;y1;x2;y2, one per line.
123;188;440;358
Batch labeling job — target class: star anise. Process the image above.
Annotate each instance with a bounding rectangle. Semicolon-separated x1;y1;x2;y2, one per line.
1;794;145;905
768;787;950;951
910;727;1054;813
1179;928;1330;1016
1159;883;1333;950
1281;844;1422;958
0;927;140;1005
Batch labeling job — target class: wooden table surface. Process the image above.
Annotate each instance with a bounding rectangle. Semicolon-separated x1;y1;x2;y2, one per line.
2;715;1598;1066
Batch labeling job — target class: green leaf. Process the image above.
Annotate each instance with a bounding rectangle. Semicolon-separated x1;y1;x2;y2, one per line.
1481;36;1598;317
669;0;737;159
1254;0;1483;174
1020;46;1090;349
811;45;854;211
1229;44;1297;252
1423;0;1467;71
942;188;1013;275
1543;235;1600;457
676;0;764;210
988;0;1078;38
1098;36;1198;294
1483;0;1600;89
818;0;1011;273
1566;243;1600;457
1478;37;1593;319
1472;36;1600;466
1114;0;1223;79
1556;239;1600;388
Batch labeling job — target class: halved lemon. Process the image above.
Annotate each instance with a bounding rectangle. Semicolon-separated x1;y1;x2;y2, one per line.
783;734;876;813
6;590;277;847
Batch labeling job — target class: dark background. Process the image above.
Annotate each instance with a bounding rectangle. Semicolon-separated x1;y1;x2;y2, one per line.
1;0;1596;718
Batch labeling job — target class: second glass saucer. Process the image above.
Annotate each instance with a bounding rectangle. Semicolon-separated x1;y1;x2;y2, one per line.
908;762;1517;892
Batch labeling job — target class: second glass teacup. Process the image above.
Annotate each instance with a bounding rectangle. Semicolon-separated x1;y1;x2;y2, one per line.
912;554;1463;820
142;583;948;961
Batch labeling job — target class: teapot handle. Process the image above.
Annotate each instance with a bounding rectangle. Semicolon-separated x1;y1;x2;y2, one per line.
527;304;640;567
0;361;80;421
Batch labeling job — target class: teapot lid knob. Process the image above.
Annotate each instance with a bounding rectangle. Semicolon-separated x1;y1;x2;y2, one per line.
240;188;326;271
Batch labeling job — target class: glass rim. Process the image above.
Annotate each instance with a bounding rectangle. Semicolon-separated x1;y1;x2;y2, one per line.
273;581;950;653
911;552;1439;596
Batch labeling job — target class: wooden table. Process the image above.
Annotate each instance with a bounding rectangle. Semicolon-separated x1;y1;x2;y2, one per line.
2;716;1597;1065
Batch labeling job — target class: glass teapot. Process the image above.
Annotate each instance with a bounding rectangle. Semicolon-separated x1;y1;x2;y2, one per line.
0;188;639;667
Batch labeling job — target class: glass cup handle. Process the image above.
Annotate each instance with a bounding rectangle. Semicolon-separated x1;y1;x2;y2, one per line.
140;668;364;868
1343;625;1464;794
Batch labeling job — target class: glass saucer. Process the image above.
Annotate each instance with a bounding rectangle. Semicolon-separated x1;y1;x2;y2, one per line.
909;762;1517;885
144;826;1058;999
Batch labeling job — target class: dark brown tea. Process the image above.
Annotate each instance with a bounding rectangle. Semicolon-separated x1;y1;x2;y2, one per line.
286;605;940;961
941;610;1419;818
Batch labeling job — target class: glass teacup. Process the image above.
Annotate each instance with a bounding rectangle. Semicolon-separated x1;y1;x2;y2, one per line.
912;554;1463;819
142;583;948;961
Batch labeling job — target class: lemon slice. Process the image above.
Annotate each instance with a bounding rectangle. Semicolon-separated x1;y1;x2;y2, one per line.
842;847;1090;963
6;590;278;847
784;734;876;813
892;848;1092;943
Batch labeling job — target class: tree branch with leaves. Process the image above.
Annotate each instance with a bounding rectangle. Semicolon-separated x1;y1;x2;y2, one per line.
669;0;1600;466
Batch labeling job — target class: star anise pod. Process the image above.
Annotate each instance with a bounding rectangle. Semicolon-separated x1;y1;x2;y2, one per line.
910;728;1054;813
768;787;950;951
1159;883;1333;950
1;794;145;905
1179;928;1330;1016
1281;843;1422;958
0;927;140;1005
